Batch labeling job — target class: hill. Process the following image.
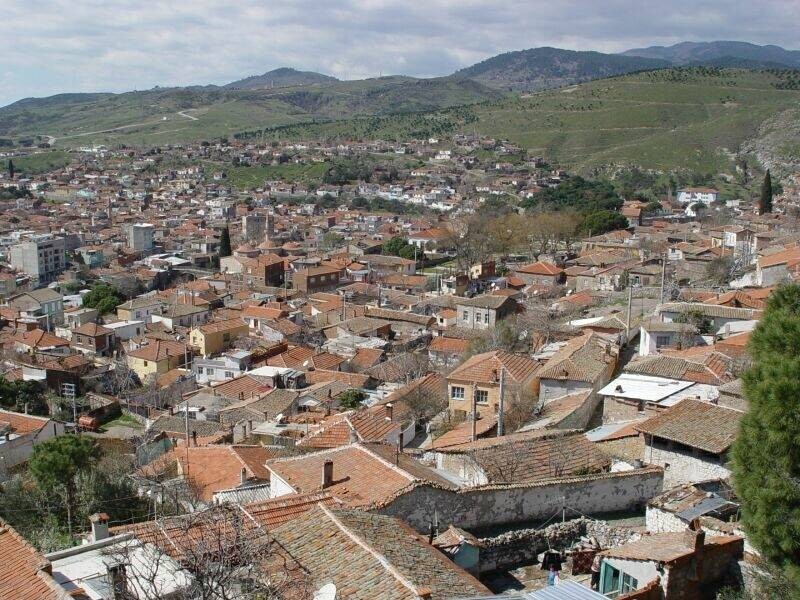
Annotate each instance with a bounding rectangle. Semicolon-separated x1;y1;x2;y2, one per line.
0;77;502;147
275;68;800;176
224;67;338;90
622;41;800;69
453;47;671;91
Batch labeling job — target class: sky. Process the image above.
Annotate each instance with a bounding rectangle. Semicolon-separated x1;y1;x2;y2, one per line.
2;0;799;107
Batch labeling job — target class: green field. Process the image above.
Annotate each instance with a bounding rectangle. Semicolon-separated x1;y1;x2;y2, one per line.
220;161;330;189
0;77;500;149
268;69;800;175
5;150;72;175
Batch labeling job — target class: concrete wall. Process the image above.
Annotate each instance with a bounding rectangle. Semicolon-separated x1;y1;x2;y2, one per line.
377;467;664;532
645;439;730;489
539;379;592;402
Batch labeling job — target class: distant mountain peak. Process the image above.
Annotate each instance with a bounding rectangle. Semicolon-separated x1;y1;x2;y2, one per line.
224;67;338;90
621;41;800;68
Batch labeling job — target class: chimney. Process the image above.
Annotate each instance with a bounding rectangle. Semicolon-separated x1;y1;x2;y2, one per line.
385;403;394;421
108;563;127;600
240;467;247;485
191;430;197;447
90;512;110;542
322;459;334;489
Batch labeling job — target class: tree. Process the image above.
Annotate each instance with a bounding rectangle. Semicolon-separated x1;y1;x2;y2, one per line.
82;283;125;315
7;159;14;179
320;231;344;251
0;377;48;414
219;225;232;258
579;210;629;235
29;435;96;537
731;284;800;591
759;170;773;215
339;389;366;409
382;236;408;256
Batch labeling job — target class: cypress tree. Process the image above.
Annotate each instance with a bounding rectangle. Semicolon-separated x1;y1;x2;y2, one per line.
219;225;232;258
759;169;773;214
7;159;14;180
732;283;800;588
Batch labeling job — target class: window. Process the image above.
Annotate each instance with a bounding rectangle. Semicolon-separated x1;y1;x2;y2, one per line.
462;311;469;321
143;361;148;367
476;389;489;404
451;386;464;400
223;333;230;342
600;564;621;597
656;335;671;347
225;371;234;378
197;367;204;374
475;313;483;324
621;574;638;594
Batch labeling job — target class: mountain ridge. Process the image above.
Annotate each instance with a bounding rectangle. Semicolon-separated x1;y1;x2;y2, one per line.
224;67;338;90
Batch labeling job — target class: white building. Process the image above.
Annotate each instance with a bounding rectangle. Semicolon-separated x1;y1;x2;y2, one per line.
677;187;719;206
126;223;155;252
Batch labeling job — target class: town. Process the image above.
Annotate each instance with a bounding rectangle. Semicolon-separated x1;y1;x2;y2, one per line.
0;126;795;600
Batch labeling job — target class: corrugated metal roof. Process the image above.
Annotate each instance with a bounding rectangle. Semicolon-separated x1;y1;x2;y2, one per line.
448;580;607;599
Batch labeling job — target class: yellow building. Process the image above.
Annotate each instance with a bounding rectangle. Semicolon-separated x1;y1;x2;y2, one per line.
189;318;249;357
127;339;190;381
446;350;540;419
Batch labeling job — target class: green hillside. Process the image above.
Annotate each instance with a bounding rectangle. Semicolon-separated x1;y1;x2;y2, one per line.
0;77;502;148
276;68;800;175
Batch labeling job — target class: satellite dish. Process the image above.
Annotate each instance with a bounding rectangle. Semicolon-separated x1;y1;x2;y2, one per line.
314;583;337;600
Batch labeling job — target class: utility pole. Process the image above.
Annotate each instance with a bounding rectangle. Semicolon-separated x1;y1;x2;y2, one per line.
625;284;633;343
659;253;667;304
497;368;505;437
471;382;477;442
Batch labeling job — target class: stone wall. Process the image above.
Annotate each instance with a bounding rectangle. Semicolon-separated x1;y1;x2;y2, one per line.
477;517;642;572
377;467;664;532
646;505;688;534
646;441;730;488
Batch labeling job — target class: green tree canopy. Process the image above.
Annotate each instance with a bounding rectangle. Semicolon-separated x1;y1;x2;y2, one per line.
0;377;48;415
219;225;232;258
579;210;629;235
383;236;409;256
759;169;773;215
81;283;125;315
30;435;97;537
732;284;800;590
338;389;366;409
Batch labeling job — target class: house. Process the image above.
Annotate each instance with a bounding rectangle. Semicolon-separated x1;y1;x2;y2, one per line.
0;517;72;599
537;332;619;403
755;245;800;286
7;288;64;330
639;318;698;356
135;444;276;504
11;328;71;355
70;322;114;356
269;505;491;600
218;388;299;426
407;227;452;253
512;261;565;287
151;302;211;331
193;350;252;385
677;186;719;205
432;429;610;487
454;294;517;330
0;409;66;481
297;408;405;449
636;399;742;488
126;339;190;381
655;302;760;333
428;336;470;369
292;265;345;293
45;515;192;599
598;525;742;599
267;442;457;507
116;295;162;323
189;318;248;357
446;350;540;420
599;373;720;425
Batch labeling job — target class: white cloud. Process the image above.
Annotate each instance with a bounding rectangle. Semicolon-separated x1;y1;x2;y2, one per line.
1;0;798;106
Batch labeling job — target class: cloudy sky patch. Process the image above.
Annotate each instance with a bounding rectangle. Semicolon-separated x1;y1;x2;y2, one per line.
1;0;798;107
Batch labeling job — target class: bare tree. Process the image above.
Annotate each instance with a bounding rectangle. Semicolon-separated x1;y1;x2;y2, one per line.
105;504;311;600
